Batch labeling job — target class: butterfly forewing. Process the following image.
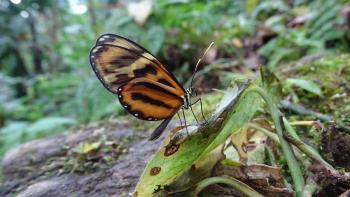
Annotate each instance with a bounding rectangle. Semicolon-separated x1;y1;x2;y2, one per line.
90;34;185;121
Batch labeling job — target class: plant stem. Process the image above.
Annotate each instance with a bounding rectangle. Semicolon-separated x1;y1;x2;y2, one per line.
265;145;277;166
245;86;304;197
251;120;334;171
266;145;294;190
289;121;317;126
303;177;317;197
194;176;263;197
282;118;335;171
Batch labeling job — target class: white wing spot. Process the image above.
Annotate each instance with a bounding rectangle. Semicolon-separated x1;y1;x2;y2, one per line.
124;105;127;108
135;113;139;117
118;88;122;91
92;47;101;53
148;117;152;120
154;118;158;121
118;95;122;98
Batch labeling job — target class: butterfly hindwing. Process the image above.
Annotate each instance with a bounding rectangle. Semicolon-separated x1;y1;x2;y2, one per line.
90;34;186;121
118;81;184;121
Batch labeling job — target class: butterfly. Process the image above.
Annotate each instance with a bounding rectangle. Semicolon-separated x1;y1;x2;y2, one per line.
90;34;208;140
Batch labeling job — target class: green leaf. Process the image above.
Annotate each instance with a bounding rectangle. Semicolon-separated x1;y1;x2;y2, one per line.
245;0;260;14
142;26;165;54
0;121;29;155
134;80;263;196
73;141;102;154
286;78;323;97
26;117;76;133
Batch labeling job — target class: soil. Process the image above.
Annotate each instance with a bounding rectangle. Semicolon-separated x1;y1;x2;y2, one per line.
321;123;350;170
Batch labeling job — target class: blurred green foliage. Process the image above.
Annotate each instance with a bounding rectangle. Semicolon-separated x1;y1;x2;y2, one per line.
0;0;349;155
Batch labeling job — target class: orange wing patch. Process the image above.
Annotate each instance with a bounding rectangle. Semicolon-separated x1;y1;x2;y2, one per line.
118;81;184;121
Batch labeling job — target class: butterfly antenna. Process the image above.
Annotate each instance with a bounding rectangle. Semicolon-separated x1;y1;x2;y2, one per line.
189;42;215;89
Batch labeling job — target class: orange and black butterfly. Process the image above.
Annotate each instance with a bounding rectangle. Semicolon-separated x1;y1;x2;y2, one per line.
90;34;206;140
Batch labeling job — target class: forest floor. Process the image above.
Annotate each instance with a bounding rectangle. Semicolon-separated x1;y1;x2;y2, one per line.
0;119;165;196
1;54;350;196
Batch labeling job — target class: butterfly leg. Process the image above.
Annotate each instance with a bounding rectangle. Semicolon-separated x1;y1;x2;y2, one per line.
198;98;208;124
177;112;183;127
182;109;189;137
191;98;208;124
188;90;200;124
189;105;199;124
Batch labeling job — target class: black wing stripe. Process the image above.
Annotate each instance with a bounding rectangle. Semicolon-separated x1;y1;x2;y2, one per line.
157;79;175;88
133;64;157;77
131;93;173;109
134;82;183;100
117;82;184;121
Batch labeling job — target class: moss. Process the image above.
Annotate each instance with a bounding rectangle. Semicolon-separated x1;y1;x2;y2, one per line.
280;54;350;125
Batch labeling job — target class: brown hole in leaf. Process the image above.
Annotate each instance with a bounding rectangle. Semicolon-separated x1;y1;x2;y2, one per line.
190;164;196;171
246;144;257;152
164;144;180;156
247;140;255;144
241;142;248;153
150;166;161;176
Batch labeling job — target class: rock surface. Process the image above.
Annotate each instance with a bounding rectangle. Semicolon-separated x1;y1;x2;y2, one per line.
0;120;164;197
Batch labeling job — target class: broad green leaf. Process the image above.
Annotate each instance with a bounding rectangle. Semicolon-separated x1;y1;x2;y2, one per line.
251;1;288;19
26;117;76;133
0;121;28;134
142;26;165;54
245;0;260;14
286;78;323;97
0;121;29;155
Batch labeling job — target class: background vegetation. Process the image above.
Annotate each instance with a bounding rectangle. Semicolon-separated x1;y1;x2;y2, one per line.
0;0;349;158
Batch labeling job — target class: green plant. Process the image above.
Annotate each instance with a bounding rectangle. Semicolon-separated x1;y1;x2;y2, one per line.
258;0;348;69
134;68;338;196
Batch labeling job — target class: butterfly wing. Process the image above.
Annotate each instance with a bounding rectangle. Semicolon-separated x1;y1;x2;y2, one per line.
118;81;184;120
90;34;185;121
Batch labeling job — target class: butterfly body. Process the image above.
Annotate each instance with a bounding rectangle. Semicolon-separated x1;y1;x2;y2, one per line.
90;34;192;139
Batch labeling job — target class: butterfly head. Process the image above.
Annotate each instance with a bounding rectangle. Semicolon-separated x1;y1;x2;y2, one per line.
182;87;197;109
186;87;192;95
180;89;190;109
